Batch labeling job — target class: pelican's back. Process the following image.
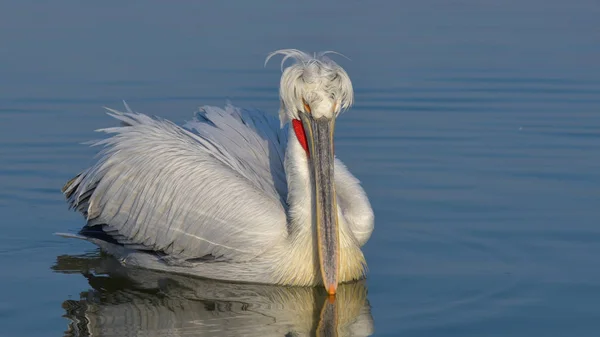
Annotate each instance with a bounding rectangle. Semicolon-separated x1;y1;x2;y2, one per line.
63;104;289;264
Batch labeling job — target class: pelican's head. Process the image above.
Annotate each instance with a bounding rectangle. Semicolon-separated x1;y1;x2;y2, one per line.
266;50;354;295
266;49;354;125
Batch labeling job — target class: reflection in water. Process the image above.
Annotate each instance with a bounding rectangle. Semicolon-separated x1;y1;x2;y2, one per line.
53;252;373;337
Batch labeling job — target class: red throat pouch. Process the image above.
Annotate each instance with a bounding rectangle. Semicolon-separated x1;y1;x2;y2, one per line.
292;119;309;155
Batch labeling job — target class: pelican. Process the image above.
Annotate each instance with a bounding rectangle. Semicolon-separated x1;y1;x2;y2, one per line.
59;49;374;295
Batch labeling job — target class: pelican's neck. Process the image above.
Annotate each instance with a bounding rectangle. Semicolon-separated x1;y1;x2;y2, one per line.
277;124;367;286
284;125;313;237
283;124;357;242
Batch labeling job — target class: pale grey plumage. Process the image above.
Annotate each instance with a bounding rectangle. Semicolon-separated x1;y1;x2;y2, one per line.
60;49;374;287
64;104;289;262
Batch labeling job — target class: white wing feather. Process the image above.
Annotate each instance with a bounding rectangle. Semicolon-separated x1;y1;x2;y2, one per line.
64;104;289;262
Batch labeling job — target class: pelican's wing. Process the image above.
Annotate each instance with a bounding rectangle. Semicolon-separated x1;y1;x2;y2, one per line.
63;104;289;262
184;104;288;205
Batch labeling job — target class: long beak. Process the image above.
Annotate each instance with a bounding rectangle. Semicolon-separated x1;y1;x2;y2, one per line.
300;114;340;295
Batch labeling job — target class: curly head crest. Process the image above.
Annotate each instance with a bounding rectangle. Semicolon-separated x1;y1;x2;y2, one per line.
265;49;354;126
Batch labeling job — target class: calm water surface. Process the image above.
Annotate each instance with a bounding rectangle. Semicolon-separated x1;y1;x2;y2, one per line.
1;1;599;336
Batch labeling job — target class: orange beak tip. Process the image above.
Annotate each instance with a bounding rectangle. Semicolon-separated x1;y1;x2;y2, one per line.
327;284;337;296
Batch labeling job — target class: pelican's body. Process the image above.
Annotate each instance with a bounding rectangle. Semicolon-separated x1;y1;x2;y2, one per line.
60;50;374;293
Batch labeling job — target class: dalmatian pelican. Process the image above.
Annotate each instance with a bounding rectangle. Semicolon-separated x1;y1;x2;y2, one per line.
60;49;374;295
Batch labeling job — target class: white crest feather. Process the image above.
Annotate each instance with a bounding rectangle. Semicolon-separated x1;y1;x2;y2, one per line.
265;49;354;126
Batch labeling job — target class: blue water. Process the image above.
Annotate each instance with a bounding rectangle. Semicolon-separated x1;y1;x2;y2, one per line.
1;1;599;336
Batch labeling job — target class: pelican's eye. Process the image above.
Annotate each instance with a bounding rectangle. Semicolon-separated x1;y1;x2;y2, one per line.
302;99;311;114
